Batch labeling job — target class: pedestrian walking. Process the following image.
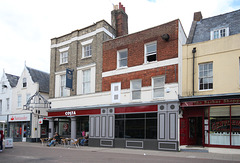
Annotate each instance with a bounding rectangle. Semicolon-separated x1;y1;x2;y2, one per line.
0;130;4;152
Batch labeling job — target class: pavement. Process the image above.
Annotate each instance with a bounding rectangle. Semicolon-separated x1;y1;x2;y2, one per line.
1;141;240;162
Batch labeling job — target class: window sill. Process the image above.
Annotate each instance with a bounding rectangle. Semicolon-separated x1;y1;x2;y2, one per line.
59;62;68;66
81;56;92;59
117;66;128;70
143;60;158;65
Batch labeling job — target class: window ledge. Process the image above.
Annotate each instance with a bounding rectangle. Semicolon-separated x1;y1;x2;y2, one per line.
117;66;128;70
81;56;92;59
59;62;68;66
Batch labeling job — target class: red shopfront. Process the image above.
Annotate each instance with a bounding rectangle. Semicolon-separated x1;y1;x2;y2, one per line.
180;97;240;148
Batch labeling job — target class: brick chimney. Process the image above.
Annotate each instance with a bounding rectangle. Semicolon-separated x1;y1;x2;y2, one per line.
193;11;202;21
111;2;128;37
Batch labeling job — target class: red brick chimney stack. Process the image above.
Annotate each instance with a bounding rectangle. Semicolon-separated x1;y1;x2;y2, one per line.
193;11;202;21
111;2;128;37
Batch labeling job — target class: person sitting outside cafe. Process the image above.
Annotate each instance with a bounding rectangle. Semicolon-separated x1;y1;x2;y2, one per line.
80;135;88;146
47;132;61;147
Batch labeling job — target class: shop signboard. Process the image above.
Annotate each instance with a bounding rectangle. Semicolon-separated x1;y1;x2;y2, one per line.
5;137;13;148
8;114;30;122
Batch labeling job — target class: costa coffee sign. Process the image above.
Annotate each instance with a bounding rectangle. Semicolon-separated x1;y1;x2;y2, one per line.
8;114;30;122
65;111;76;116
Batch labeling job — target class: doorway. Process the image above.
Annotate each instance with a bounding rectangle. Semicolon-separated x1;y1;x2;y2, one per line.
188;117;202;145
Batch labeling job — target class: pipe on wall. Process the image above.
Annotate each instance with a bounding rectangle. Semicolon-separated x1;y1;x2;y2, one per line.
192;47;196;96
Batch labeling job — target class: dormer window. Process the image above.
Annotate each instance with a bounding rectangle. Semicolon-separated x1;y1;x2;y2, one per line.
210;27;229;40
23;78;27;88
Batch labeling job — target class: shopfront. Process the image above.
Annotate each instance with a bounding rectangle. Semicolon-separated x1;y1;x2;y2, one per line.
48;101;179;151
7;113;31;142
180;97;240;148
0;115;8;137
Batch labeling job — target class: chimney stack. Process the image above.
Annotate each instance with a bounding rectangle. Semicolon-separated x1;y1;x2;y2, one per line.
111;2;128;37
193;11;202;21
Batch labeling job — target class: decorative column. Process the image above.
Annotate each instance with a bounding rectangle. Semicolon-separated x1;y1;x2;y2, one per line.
71;117;77;139
49;118;54;138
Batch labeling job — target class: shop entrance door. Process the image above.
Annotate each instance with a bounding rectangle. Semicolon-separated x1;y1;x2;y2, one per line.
188;117;202;145
22;123;27;142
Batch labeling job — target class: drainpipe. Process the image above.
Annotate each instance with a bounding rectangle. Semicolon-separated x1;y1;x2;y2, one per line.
192;47;196;96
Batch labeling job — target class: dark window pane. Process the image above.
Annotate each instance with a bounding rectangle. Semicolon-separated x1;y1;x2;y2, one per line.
147;54;156;62
115;120;124;138
126;113;144;119
125;119;144;138
115;114;124;119
146;119;157;139
146;113;157;118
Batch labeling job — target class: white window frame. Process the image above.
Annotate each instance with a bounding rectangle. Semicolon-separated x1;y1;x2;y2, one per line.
81;39;93;59
111;82;121;103
131;79;142;101
77;63;96;95
210;27;229;40
0;100;2;114
82;69;91;94
17;94;22;108
144;41;157;63
26;94;31;103
23;77;27;88
152;76;165;99
59;47;69;65
199;62;213;91
60;74;67;97
6;98;9;110
117;49;128;68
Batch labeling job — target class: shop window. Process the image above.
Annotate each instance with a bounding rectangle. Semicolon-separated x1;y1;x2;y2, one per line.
231;105;240;146
209;106;230;145
58;118;71;137
115;113;157;139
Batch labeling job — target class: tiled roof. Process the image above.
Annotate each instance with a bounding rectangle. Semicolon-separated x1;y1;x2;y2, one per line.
191;9;240;44
5;73;19;88
26;67;49;93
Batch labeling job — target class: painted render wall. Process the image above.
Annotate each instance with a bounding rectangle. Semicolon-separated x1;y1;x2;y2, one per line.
182;33;240;96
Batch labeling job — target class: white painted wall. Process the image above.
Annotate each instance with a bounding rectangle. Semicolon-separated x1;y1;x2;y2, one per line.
50;82;178;109
0;72;13;116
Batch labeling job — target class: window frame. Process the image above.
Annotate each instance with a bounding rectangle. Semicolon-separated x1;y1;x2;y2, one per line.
144;41;157;63
117;49;128;69
82;69;91;94
198;62;213;91
131;79;142;101
17;94;22;108
111;82;121;103
152;76;165;99
60;51;68;64
83;44;92;58
210;27;229;40
60;74;67;97
23;78;27;88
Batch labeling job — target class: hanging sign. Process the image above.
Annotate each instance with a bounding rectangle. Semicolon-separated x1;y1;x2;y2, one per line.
66;69;73;89
38;118;43;124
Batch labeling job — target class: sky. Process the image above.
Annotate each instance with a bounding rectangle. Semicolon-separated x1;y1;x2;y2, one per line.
0;0;240;78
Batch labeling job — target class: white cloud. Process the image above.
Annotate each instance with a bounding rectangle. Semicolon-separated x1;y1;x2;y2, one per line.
0;0;239;77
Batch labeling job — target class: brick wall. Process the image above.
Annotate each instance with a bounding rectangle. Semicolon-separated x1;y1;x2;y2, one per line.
102;20;179;92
